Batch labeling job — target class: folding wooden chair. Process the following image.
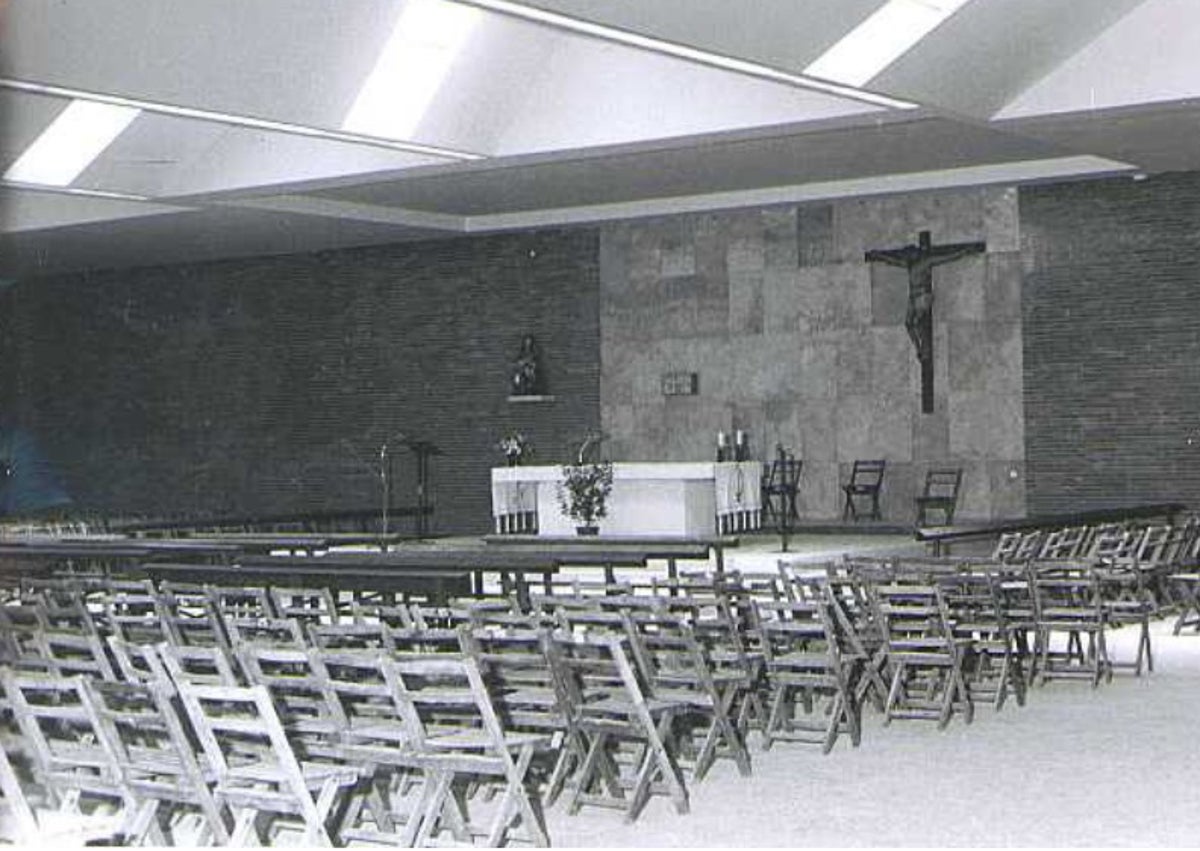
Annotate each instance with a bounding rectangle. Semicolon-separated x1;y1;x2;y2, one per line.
173;680;360;846
313;647;431;846
874;582;974;728
1040;525;1091;559
208;584;274;621
408;603;475;631
384;654;552;846
224;615;307;650
822;562;892;713
0;739;40;843
459;625;579;806
157;641;241;687
991;530;1046;563
2;670;162;844
1091;541;1155;677
104;588;172;648
307;621;396;651
268;586;343;628
83;670;232;844
939;572;1026;710
238;644;345;756
157;581;230;650
37;626;118;681
914;468;963;527
0;601;51;670
761;448;801;531
1029;565;1112;687
0;732;124;844
622;609;751;780
544;632;688;823
685;591;768;742
841;459;886;521
756;596;862;752
388;625;463;656
350;599;418;629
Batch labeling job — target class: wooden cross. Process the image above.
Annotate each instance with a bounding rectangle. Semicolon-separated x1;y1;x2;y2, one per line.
864;230;986;413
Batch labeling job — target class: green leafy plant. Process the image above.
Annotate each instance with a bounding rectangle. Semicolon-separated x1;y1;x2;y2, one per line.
557;460;614;527
496;431;532;464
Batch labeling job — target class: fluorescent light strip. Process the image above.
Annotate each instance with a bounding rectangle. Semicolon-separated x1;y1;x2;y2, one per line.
0;78;485;162
4;100;140;186
344;0;481;140
453;0;916;110
805;0;974;87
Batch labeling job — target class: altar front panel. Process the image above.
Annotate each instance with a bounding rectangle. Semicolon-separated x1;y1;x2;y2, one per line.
492;462;761;537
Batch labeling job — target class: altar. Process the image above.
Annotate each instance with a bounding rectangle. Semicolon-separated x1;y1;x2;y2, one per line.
491;461;762;536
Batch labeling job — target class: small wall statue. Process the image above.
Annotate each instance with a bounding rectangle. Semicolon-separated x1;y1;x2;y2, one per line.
511;334;542;396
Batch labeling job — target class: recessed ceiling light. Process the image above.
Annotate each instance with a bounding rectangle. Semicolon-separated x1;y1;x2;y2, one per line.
805;0;975;87
342;0;481;141
4;99;140;187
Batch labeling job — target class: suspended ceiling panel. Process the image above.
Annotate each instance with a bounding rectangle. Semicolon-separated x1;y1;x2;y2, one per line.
307;115;1071;217
997;0;1200;119
0;188;186;233
0;204;445;278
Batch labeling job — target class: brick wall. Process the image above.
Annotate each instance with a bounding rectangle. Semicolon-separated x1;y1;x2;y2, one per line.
6;230;600;533
1021;172;1200;513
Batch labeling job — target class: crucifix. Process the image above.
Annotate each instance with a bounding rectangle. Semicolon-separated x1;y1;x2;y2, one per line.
864;229;986;413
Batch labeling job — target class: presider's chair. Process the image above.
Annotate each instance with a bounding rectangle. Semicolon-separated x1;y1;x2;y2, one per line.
841;459;886;521
761;448;802;529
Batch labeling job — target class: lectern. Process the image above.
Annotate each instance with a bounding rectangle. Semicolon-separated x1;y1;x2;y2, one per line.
400;439;441;536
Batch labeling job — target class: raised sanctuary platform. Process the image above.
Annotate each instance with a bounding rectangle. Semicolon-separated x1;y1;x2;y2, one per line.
492;461;762;536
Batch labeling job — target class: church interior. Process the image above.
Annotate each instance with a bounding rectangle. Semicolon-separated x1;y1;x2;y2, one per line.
1;0;1199;846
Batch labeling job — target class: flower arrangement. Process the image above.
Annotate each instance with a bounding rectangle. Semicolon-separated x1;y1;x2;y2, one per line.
496;431;531;465
557;460;614;532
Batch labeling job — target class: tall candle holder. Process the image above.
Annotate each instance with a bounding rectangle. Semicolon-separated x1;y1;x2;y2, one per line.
734;429;749;462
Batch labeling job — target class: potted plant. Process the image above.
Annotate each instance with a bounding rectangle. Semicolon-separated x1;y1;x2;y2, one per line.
496;431;532;467
557;459;613;535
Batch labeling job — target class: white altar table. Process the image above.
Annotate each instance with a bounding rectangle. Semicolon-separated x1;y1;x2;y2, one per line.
491;461;762;536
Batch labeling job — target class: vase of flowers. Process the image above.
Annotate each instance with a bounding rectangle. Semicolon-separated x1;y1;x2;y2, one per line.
496;432;531;466
557;460;613;535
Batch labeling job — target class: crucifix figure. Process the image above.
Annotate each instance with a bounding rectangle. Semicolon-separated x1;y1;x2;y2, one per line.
864;230;986;413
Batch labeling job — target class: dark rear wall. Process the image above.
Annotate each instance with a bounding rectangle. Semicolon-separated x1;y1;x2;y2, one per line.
3;229;600;533
1021;172;1200;513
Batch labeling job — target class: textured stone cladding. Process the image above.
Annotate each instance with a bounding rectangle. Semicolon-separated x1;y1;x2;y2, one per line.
5;230;600;533
1021;172;1200;514
599;188;1026;522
